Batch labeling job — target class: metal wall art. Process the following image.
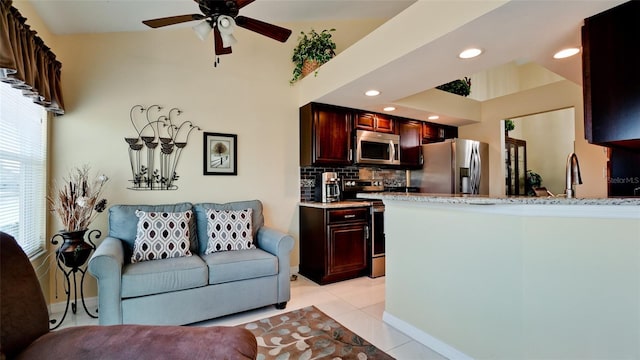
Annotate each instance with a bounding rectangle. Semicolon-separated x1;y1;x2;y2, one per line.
125;105;201;190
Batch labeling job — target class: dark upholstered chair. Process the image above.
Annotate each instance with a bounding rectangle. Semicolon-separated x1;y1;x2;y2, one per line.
0;232;257;360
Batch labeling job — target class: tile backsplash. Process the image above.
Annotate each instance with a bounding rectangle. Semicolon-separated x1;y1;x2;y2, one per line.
299;166;408;201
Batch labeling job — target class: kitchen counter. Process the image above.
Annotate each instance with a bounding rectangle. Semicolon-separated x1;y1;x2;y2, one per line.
358;192;640;206
358;192;640;219
374;191;640;359
298;201;372;209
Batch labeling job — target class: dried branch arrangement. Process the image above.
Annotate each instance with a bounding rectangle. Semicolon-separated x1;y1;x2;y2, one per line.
48;165;108;232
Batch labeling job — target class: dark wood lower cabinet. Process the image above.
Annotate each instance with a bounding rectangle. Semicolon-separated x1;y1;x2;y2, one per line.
299;206;369;285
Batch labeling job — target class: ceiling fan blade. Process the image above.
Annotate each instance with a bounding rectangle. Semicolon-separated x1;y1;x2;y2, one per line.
236;0;256;9
142;14;205;28
214;27;233;55
235;16;292;43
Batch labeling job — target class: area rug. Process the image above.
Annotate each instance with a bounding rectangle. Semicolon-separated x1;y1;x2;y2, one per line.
236;306;394;360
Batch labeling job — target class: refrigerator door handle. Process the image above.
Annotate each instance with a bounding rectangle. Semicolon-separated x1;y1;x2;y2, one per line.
469;142;481;194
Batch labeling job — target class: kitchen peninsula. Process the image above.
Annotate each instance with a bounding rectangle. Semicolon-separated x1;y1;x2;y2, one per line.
359;192;640;360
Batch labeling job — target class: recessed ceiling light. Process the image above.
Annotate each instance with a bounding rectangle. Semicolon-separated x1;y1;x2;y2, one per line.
365;90;380;97
383;106;396;112
553;47;580;59
458;48;483;59
428;115;439;120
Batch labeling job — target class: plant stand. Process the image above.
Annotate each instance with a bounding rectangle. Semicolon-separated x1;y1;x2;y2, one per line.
49;229;100;330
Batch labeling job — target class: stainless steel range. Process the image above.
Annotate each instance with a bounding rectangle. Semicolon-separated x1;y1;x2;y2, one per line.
342;179;385;278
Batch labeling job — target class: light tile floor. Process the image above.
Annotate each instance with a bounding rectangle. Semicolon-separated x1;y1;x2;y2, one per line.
52;274;447;359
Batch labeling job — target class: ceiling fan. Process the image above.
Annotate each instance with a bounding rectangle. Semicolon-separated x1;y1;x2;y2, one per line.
142;0;292;57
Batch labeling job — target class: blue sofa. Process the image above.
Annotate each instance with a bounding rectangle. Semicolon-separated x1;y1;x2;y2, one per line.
88;200;294;326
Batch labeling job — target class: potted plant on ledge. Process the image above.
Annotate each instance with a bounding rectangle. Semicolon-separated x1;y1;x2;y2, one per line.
290;28;336;84
436;77;472;97
504;119;515;136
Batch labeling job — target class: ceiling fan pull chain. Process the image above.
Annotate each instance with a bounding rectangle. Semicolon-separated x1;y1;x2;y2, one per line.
214;55;220;68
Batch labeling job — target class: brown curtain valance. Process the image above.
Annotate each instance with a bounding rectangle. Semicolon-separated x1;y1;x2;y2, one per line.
0;0;64;114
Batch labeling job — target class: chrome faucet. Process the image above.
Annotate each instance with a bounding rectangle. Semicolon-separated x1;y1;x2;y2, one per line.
565;152;583;198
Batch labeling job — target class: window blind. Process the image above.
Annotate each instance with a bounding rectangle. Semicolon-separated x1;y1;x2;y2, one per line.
0;81;47;258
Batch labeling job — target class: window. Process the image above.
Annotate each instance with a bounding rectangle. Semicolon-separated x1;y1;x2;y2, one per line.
0;81;47;258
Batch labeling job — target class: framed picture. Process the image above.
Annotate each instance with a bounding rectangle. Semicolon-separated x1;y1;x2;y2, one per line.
203;132;237;175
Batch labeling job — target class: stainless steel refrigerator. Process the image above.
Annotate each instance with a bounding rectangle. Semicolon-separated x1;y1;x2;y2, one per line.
410;139;490;195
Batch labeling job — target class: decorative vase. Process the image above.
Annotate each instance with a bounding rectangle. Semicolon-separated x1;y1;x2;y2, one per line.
52;229;99;268
301;60;320;77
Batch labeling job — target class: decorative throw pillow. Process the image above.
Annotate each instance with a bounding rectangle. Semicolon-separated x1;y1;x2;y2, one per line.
131;210;193;263
205;208;254;254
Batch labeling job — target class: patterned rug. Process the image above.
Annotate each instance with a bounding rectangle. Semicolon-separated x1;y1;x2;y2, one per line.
236;306;394;360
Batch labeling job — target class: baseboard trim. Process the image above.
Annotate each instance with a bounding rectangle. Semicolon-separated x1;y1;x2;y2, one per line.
382;311;474;360
49;296;98;314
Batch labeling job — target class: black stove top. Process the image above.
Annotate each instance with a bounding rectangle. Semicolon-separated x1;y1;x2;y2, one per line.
343;179;384;193
341;179;385;206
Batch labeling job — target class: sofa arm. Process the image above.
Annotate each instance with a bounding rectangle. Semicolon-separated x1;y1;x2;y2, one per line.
87;236;125;325
256;227;294;305
256;227;294;256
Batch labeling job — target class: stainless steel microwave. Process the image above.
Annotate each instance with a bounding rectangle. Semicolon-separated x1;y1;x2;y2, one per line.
355;130;401;165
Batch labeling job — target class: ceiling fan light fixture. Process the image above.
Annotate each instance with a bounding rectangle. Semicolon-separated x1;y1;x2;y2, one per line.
217;15;237;48
553;47;580;59
193;20;213;41
458;48;483;59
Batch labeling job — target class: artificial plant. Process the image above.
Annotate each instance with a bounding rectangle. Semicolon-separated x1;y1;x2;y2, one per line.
290;28;336;84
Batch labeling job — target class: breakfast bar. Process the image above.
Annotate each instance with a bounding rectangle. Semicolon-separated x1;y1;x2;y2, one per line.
359;193;640;360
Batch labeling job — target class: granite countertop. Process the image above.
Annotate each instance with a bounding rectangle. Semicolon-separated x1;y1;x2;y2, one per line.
357;192;640;206
299;201;372;209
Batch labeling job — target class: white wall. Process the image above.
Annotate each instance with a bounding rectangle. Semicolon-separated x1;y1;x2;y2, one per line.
48;27;299;300
512;108;575;195
460;80;607;197
384;200;640;359
20;8;384;301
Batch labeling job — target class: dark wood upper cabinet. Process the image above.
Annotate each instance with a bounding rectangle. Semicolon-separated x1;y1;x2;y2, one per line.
422;123;442;141
397;119;423;167
443;125;459;140
582;1;640;150
422;122;458;143
300;103;353;166
355;112;375;130
355;112;394;133
374;114;394;133
300;102;458;169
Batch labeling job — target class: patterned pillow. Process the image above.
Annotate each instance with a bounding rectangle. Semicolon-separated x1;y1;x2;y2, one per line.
131;210;193;263
205;208;255;254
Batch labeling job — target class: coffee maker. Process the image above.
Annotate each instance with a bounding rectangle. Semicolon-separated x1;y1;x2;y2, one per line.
314;172;341;203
